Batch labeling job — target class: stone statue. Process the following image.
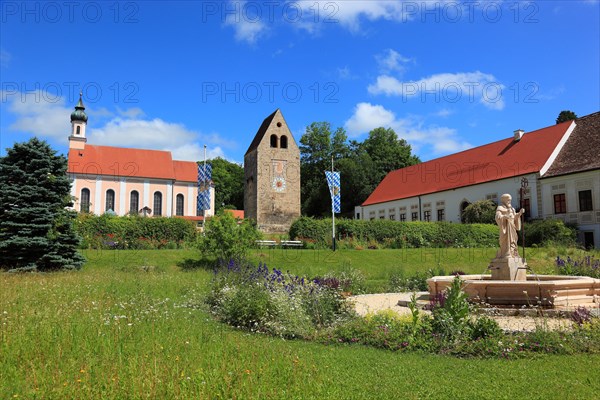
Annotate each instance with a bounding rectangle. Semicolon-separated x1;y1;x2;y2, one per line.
495;194;524;258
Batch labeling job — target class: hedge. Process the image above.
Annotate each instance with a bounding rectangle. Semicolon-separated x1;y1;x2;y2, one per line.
290;217;580;248
74;214;197;249
289;217;498;248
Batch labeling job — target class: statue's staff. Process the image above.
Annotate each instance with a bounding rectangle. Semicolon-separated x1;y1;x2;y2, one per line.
519;178;528;261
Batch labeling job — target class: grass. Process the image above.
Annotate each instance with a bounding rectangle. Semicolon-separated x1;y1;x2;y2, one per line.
2;247;599;399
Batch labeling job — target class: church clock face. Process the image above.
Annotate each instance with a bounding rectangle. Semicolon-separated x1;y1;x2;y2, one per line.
272;176;286;192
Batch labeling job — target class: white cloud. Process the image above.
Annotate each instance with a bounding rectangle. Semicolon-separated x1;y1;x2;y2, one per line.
345;103;398;135
4;91;234;161
344;102;472;157
117;107;145;119
6;91;70;140
434;108;453;118
224;1;267;44
87;107;114;118
375;49;413;74
169;143;226;162
309;1;414;32
368;71;505;110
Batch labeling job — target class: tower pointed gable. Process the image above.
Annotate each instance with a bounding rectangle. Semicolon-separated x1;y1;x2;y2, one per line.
245;109;281;155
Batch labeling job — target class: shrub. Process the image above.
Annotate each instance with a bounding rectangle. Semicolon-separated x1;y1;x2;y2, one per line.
320;267;367;294
524;219;577;246
571;306;593;326
556;255;600;278
199;211;261;261
206;260;354;338
462;200;497;224
430;275;471;340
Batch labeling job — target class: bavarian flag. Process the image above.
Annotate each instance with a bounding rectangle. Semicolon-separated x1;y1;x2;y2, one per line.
197;163;212;211
325;171;341;213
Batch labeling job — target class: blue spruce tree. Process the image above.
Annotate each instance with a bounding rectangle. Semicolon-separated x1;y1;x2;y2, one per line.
0;138;85;271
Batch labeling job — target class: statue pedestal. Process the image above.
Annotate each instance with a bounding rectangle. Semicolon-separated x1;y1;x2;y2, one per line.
489;257;527;281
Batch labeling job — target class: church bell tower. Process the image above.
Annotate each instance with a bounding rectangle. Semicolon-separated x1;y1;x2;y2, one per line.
68;92;88;150
244;109;301;233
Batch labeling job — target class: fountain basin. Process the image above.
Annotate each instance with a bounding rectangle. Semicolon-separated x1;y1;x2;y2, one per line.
428;275;600;307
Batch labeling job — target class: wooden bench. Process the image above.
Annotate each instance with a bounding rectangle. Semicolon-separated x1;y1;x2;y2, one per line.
280;240;304;248
256;240;277;247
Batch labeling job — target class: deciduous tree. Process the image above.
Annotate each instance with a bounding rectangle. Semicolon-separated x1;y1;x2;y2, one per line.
210;157;244;211
556;110;577;124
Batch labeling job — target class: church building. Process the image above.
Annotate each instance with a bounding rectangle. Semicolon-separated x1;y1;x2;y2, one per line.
67;94;214;219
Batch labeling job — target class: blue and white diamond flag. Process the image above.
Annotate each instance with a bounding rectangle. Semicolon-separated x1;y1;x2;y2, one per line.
197;163;212;211
325;171;341;213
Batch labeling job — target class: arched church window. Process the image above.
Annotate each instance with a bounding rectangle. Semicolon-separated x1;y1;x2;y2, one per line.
176;194;184;216
105;189;115;212
80;188;90;213
130;191;139;214
280;135;288;149
154;192;163;216
270;134;278;148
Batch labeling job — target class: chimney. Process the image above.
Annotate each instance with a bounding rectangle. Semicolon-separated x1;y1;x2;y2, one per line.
513;129;524;142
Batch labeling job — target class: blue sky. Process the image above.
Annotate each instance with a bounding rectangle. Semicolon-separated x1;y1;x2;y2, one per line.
1;0;599;163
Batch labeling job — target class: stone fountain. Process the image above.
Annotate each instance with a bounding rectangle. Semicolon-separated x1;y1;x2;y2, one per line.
428;193;600;308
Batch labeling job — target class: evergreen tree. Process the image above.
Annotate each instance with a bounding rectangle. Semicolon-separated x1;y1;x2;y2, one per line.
0;138;84;271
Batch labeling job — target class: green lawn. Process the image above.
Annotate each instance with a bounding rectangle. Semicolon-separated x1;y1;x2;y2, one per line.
1;248;598;399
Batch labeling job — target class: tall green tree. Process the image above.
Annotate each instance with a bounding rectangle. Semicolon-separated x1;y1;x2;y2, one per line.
209;157;244;211
0;138;84;271
556;110;577;124
298;124;420;217
336;128;419;215
299;122;349;216
361;127;420;186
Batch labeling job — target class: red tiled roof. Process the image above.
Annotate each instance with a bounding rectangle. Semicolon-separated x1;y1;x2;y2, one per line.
68;145;198;182
225;209;245;219
173;160;198;182
362;121;573;206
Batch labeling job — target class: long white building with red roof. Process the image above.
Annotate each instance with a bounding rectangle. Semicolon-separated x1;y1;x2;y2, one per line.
356;112;600;248
67;94;213;219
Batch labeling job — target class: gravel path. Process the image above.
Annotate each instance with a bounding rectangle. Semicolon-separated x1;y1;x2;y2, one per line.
348;293;576;332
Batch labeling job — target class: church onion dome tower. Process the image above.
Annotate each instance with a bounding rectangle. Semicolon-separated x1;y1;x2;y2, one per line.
70;92;88;122
68;92;88;150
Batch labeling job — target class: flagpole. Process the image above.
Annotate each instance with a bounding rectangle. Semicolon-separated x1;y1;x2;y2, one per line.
332;156;336;252
202;144;207;233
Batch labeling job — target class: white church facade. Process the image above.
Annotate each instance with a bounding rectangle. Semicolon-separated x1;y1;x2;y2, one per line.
66;94;214;219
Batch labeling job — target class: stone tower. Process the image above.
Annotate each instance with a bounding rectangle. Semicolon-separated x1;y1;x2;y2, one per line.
244;109;301;233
